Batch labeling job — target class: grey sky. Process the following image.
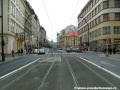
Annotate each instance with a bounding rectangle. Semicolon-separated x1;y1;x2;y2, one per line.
27;0;89;42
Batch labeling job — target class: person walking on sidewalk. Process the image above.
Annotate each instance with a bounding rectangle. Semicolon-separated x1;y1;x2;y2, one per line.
21;48;23;55
108;47;112;55
11;49;14;57
113;46;116;55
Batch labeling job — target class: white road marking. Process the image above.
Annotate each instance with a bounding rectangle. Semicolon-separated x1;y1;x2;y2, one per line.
101;61;116;67
80;57;120;79
37;57;55;89
64;56;79;89
0;58;41;80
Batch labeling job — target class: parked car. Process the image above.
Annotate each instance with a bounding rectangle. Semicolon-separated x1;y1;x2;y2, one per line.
66;48;72;52
116;48;120;52
73;48;82;52
38;47;45;54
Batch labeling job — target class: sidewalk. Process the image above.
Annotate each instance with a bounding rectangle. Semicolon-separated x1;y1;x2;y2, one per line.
84;51;120;62
0;54;23;63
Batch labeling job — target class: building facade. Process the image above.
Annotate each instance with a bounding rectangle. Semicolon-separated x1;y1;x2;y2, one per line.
78;0;120;51
39;26;46;48
0;0;41;54
64;31;78;48
57;25;79;49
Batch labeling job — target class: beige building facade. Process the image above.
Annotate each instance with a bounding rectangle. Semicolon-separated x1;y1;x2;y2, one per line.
64;31;78;48
78;0;120;51
58;31;78;49
0;0;41;54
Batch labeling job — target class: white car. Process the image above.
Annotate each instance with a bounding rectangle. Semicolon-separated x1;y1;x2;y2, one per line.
38;47;45;54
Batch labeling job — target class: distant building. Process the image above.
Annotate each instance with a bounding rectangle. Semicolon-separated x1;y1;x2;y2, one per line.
64;25;78;34
64;31;78;48
57;25;78;49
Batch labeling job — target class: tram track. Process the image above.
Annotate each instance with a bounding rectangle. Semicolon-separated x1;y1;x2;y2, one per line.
68;54;120;89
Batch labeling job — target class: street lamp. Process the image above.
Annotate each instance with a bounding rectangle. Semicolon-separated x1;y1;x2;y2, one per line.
80;17;89;52
37;30;41;49
24;8;35;53
0;0;5;62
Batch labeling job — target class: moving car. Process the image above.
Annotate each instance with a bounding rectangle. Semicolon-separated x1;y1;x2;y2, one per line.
38;47;45;54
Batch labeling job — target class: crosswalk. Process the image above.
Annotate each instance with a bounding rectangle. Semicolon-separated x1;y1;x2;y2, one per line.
48;53;83;55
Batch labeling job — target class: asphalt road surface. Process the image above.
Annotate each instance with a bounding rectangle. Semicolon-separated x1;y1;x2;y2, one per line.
0;49;120;90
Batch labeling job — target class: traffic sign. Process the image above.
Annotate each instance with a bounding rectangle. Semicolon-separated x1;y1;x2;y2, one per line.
105;40;109;45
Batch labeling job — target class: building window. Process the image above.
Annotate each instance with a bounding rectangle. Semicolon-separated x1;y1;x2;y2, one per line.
103;14;109;22
95;18;97;25
115;13;120;20
114;26;120;34
95;30;97;37
115;0;120;8
97;28;101;36
11;3;15;17
103;26;111;34
10;21;15;33
98;4;101;11
92;21;94;27
98;16;101;24
92;31;94;38
103;1;109;9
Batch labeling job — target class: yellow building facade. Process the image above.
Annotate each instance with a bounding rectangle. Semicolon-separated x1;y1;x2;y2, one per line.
78;0;120;51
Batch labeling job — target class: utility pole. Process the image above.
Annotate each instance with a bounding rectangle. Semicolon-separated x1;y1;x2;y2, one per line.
80;17;89;52
1;0;5;61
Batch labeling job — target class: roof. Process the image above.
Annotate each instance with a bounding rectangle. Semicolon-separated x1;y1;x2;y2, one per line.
64;31;78;37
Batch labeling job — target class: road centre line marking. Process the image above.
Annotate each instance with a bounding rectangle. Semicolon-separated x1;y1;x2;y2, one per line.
80;57;120;79
0;58;41;80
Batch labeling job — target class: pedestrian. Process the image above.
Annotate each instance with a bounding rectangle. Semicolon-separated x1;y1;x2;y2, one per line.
11;49;14;57
18;49;20;55
108;47;112;55
104;48;107;54
113;46;116;55
21;48;23;55
95;47;97;52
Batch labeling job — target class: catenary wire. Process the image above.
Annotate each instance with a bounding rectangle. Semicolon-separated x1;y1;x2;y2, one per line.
41;0;54;40
68;0;79;25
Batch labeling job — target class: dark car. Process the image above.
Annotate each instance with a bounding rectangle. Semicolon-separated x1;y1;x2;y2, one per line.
75;48;82;52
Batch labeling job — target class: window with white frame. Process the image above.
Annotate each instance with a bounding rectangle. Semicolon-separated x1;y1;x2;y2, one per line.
114;26;120;34
115;13;120;20
103;14;109;22
97;28;101;36
102;26;111;34
11;3;15;17
10;21;15;33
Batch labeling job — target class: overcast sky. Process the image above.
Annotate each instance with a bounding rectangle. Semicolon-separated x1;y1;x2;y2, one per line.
27;0;89;42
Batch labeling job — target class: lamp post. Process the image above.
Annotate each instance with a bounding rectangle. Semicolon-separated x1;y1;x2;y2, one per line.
24;9;35;53
0;0;5;62
37;30;41;49
80;17;89;52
